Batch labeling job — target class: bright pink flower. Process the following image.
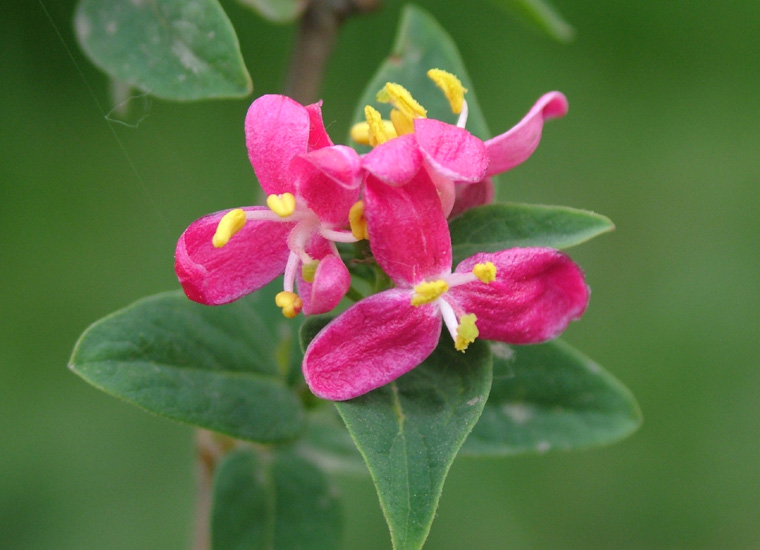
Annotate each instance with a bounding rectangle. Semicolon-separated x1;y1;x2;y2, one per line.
175;95;360;316
302;170;589;401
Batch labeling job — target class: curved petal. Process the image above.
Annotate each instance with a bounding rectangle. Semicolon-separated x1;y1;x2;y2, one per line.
305;101;334;150
292;145;362;226
175;207;294;305
245;95;310;195
450;248;588;344
362;134;423;186
303;290;442;400
448;177;495;219
364;170;452;286
414;118;488;183
297;254;351;316
484;91;568;176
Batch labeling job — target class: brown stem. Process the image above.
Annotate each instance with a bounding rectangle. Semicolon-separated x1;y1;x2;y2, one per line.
284;0;382;104
191;430;233;550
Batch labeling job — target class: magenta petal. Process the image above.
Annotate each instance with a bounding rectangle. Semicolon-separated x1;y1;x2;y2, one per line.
451;248;589;344
484;92;568;176
362;134;423;186
414;118;488;183
448;177;495;219
175;207;294;305
303;290;442;400
364;171;452;285
305;101;334;150
245;95;310;195
297;254;351;316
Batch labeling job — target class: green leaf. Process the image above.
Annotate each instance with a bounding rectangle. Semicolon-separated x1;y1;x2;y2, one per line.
487;0;575;42
349;5;492;146
69;289;304;443
237;0;307;23
212;446;342;550
449;202;614;264
463;339;641;456
336;339;492;550
296;408;367;475
74;0;252;100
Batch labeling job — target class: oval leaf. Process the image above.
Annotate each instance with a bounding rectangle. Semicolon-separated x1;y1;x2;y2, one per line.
487;0;575;42
450;202;614;264
69;290;304;443
336;339;492;550
74;0;252;100
462;339;641;455
212;446;342;550
349;5;492;145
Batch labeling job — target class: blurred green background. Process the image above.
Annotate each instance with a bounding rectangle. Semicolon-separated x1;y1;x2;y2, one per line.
3;0;759;548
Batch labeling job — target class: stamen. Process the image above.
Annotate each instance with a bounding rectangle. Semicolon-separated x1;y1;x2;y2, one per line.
377;83;427;121
427;69;467;115
473;262;497;283
411;280;449;306
350;120;396;146
275;291;303;318
455;314;479;352
364;105;395;147
301;261;318;283
212;208;246;248
266;193;296;218
348;201;369;241
390;108;415;136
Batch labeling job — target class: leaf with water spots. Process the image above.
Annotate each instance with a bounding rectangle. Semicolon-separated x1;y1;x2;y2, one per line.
74;0;252;100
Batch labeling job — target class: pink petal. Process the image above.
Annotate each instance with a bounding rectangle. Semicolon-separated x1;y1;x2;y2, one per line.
303;290;442;400
364;170;452;286
292;145;361;226
448;177;495;219
305;101;334;150
450;248;588;344
175;207;294;305
484;92;568;176
414;118;488;183
245;95;310;195
362;134;423;186
297;254;351;316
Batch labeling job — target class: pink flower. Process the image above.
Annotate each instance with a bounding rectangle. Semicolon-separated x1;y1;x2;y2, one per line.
302;170;589;401
175;95;362;316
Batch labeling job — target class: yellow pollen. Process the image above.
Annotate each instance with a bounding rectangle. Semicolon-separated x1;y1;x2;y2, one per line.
473;261;497;283
349;200;369;240
275;291;303;319
212;208;247;248
266;193;296;218
390;108;415;136
411;280;449;306
350;120;396;146
455;314;479;352
301;261;318;283
364;105;396;147
427;69;467;115
377;83;427;121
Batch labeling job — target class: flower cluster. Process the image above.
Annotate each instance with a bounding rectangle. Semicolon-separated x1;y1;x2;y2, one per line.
175;70;588;401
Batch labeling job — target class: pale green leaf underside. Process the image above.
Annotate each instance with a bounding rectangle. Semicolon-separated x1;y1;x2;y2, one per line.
69;290;304;443
449;202;614;264
349;4;492;147
463;339;641;455
212;447;342;550
488;0;575;42
336;339;492;550
74;0;252;100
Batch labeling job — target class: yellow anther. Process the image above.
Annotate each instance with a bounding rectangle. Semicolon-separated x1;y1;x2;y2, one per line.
348;201;369;241
266;193;296;218
212;208;247;248
364;105;396;147
473;262;497;283
377;83;427;121
390;108;415;136
455;314;479;352
427;69;467;114
411;280;449;306
275;291;303;319
350;120;396;146
301;261;318;283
